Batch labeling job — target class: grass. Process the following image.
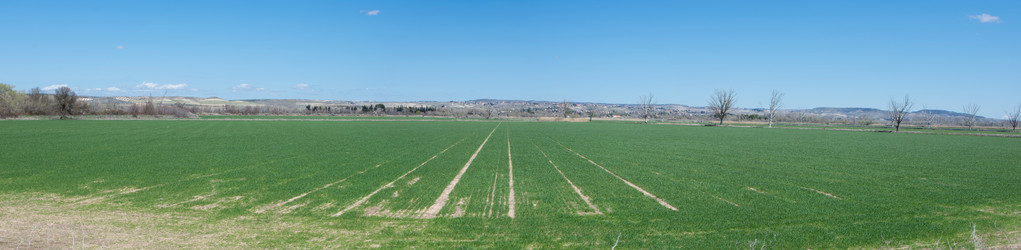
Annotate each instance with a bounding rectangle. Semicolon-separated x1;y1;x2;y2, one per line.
198;115;459;120
1;120;1019;248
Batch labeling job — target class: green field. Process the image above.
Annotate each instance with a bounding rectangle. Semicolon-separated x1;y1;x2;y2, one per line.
198;115;459;120
1;120;1019;248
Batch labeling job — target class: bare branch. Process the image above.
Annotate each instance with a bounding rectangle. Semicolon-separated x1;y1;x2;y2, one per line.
768;90;784;128
963;104;981;130
887;95;913;132
1007;104;1020;132
638;93;655;124
708;89;736;125
919;105;938;129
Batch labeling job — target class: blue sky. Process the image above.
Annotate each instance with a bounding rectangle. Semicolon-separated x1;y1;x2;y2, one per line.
1;1;1018;116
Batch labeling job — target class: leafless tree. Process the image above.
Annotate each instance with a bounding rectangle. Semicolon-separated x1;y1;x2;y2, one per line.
638;93;655;123
887;95;913;132
143;95;156;116
963;104;981;130
918;105;938;129
54;86;78;119
768;90;784;128
585;105;598;122
708;89;736;125
26;87;52;115
560;99;571;118
1007;105;1020;132
129;103;141;117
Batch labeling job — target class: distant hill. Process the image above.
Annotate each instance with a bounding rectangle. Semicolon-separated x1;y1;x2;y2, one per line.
77;95;998;121
913;109;983;119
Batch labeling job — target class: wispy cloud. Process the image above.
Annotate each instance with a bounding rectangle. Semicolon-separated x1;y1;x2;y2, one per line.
969;13;1001;23
294;83;310;89
136;82;188;90
232;83;265;92
366;9;380;16
41;84;68;91
116;45;125;49
81;87;123;93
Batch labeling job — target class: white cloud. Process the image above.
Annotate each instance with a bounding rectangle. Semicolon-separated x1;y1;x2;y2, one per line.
136;82;188;90
232;83;252;92
232;83;266;92
294;83;310;89
366;9;379;16
969;13;1001;23
41;84;68;91
106;87;121;91
116;45;125;49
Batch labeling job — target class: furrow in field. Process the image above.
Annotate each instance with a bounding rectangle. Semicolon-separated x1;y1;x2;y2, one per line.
487;173;499;217
74;156;297;206
331;137;467;217
746;187;798;203
157;178;245;208
551;139;679;211
536;145;602;215
646;168;743;208
506;133;516;219
253;157;392;214
799;186;843;200
421;123;501;219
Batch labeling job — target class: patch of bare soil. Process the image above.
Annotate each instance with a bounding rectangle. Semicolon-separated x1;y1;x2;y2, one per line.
407;177;421;186
0;193;409;248
451;197;469;218
0;193;208;248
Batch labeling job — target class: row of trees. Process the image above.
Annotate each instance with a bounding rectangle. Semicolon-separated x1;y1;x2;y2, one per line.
0;84;81;119
303;104;438;115
888;97;1020;132
635;88;1020;132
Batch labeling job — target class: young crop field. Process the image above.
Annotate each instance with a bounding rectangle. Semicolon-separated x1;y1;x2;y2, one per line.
1;120;1019;248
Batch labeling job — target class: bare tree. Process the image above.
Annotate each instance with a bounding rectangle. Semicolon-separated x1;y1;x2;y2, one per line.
887;95;913;132
767;90;784;128
708;89;736;125
559;99;572;118
918;105;938;129
963;104;981;130
54;86;78;119
1007;105;1020;132
26;87;52;115
638;93;655;124
585;105;598;122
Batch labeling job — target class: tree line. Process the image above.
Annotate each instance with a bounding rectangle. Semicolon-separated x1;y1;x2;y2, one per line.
1;84;84;119
631;89;1020;132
